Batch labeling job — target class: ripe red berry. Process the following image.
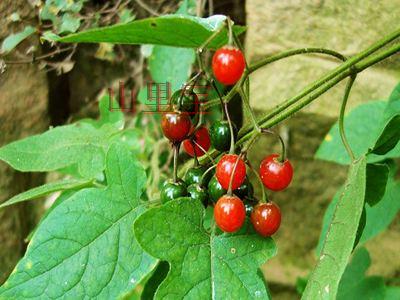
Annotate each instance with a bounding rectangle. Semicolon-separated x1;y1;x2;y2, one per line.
259;154;293;191
182;127;211;157
212;46;246;85
216;154;246;190
161;111;191;142
214;195;246;232
251;202;281;237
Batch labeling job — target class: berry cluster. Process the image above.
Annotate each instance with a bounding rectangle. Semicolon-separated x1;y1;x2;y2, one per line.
160;45;293;238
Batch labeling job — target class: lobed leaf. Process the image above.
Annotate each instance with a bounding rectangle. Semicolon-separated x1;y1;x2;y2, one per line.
0;143;157;299
134;198;276;299
303;156;367;300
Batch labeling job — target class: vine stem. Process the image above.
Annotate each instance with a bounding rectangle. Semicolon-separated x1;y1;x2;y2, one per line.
239;85;260;132
238;41;400;146
192;140;215;164
246;160;267;203
227;154;243;195
172;143;180;183
180;29;400;175
339;74;357;161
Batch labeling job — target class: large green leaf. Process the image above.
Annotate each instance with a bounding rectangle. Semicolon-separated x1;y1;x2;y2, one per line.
315;101;400;164
0;143;157;299
134;198;276;299
0;123;118;178
53;15;245;49
337;248;385;300
303;156;367;300
0;178;93;210
1;26;36;54
316;170;400;254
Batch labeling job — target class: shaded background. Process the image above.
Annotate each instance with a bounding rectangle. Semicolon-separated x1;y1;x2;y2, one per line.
0;0;399;299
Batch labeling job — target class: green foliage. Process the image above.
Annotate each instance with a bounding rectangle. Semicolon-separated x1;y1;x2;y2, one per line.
146;0;196;95
1;26;36;54
0;143;157;299
302;156;367;300
148;46;195;93
54;15;245;49
317;170;400;253
337;248;385;300
40;0;86;34
134;198;276;299
315;101;400;164
316;83;400;164
365;163;389;206
0;178;93;210
0;123;114;178
370;115;400;155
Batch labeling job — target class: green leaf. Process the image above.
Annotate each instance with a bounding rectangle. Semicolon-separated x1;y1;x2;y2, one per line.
369;115;400;155
58;13;81;34
337;248;385;300
81;93;125;129
0;123;117;178
385;286;400;300
303;156;367;300
134;198;276;299
98;93;124;128
149;46;195;93
1;26;36;54
0;178;93;210
316;101;400;164
25;190;77;242
55;15;245;49
0;143;157;299
365;163;389;206
317;171;400;254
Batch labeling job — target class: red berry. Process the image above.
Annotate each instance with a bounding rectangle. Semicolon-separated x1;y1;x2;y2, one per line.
216;154;246;190
161;111;191;142
183;127;211;157
251;202;281;237
214;195;246;232
259;154;293;191
212;46;246;85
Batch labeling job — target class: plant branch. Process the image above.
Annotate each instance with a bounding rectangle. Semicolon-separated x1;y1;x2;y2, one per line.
339;74;357;161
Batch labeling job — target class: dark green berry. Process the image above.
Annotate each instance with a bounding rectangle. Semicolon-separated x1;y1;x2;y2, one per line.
184;166;208;186
245;203;254;216
235;177;254;199
210;120;238;151
244;198;258;216
160;180;187;203
188;184;208;206
170;89;198;114
208;176;226;203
